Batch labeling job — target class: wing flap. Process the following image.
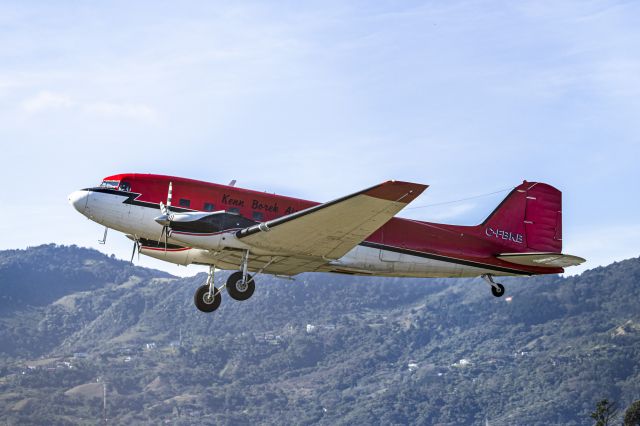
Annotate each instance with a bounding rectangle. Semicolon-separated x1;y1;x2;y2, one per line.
207;250;327;276
237;180;428;260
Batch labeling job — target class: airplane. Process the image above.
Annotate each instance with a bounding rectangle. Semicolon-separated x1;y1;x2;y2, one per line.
68;174;585;313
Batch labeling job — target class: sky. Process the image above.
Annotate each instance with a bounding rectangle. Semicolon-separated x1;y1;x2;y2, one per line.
0;0;638;277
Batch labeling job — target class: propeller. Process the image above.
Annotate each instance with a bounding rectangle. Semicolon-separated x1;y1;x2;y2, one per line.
159;223;169;252
130;238;141;263
157;182;173;252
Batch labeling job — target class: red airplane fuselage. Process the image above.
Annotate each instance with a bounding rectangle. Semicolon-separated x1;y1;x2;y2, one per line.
73;173;564;277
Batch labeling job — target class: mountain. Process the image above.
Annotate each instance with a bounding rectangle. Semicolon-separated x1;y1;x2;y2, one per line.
0;244;638;425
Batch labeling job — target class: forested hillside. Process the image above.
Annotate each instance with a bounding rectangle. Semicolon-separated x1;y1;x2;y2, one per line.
0;245;638;425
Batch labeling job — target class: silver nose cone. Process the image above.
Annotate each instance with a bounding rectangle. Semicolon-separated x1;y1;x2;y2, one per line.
155;214;172;226
155;214;170;226
68;190;90;213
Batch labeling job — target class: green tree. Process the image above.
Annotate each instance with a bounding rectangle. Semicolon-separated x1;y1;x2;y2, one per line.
590;399;618;426
624;400;640;426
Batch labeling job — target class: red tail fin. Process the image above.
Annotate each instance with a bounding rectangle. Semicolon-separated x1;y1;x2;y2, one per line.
479;181;562;253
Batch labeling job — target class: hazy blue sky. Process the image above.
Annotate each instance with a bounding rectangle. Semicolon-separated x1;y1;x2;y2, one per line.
1;1;638;276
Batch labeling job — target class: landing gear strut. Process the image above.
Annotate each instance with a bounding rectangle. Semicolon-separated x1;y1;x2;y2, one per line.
194;265;221;312
482;274;505;298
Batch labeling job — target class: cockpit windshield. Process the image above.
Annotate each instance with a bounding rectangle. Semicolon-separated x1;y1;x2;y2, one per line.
100;180;120;189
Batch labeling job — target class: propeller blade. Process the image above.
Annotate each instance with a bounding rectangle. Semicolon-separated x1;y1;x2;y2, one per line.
130;239;142;263
166;181;173;207
159;181;173;218
130;238;142;264
158;183;173;253
129;240;140;264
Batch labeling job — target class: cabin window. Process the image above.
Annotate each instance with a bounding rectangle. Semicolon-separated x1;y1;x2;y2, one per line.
228;207;240;214
100;180;119;189
204;202;215;212
252;211;264;222
119;181;131;192
179;198;191;208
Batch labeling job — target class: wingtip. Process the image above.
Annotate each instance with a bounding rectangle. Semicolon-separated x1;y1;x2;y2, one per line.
365;180;429;203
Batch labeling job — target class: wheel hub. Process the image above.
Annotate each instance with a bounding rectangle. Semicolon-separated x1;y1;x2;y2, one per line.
237;279;248;292
203;292;215;304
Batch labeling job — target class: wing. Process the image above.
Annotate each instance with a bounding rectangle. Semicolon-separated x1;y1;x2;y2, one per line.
236;180;428;260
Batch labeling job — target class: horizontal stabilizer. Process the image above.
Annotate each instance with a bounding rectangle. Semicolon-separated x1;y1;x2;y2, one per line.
497;252;586;268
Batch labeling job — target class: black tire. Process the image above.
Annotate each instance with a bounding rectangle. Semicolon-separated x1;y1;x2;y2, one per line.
491;283;505;298
226;271;255;301
194;285;221;312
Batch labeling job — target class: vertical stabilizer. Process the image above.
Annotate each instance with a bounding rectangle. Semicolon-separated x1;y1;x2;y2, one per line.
479;181;562;253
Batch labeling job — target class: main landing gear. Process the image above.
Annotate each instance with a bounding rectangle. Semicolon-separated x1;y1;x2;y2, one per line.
193;251;260;313
194;265;222;313
226;271;255;301
226;250;255;301
482;274;505;298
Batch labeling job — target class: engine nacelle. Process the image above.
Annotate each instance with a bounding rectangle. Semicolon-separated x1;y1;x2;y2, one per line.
153;210;257;251
168;230;250;251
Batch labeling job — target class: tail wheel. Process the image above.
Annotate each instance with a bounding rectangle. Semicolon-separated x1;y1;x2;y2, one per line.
194;285;221;312
226;271;255;301
491;283;505;298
